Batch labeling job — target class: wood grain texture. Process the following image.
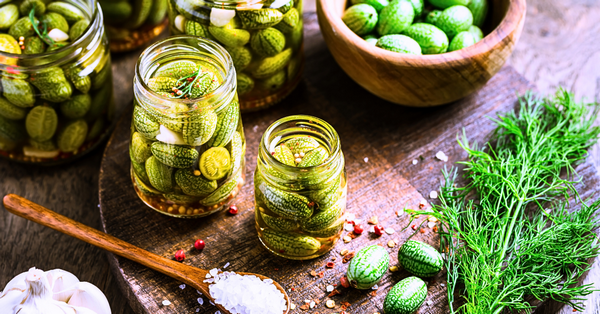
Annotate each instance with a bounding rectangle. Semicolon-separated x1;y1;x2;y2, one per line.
317;0;526;107
97;13;600;314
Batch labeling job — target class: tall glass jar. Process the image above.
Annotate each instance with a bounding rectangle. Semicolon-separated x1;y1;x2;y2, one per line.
167;0;304;112
255;115;347;260
131;36;246;218
0;0;115;165
100;0;168;52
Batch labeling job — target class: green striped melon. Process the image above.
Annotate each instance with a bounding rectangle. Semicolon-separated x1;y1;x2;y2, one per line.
150;141;198;168
347;245;390;289
383;276;427;314
398;240;443;277
262;229;320;257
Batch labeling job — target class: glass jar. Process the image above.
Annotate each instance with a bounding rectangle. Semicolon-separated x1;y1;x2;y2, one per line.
0;0;115;165
100;0;168;52
167;0;304;112
131;36;246;218
255;115;347;260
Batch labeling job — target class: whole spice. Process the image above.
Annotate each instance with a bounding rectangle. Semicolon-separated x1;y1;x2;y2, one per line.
422;90;600;313
194;239;205;250
353;224;364;234
228;205;239;215
174;249;186;262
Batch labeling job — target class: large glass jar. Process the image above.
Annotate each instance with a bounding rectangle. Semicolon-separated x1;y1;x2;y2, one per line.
100;0;168;52
167;0;304;112
255;115;347;260
131;36;246;218
0;0;114;165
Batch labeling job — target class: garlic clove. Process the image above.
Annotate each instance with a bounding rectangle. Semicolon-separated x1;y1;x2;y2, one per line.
156;125;186;145
47;269;80;302
67;282;111;314
210;8;236;27
0;271;28;297
174;15;186;33
23;146;61;159
48;29;70;42
71;304;100;314
0;289;25;312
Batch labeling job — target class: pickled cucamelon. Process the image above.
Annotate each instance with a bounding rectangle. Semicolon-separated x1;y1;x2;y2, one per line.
255;117;347;260
0;0;114;164
168;0;304;111
130;49;246;218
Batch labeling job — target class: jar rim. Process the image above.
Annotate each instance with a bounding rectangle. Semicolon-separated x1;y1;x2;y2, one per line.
0;0;102;69
134;35;236;111
260;115;342;171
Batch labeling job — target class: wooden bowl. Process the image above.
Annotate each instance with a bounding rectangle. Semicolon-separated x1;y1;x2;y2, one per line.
317;0;527;107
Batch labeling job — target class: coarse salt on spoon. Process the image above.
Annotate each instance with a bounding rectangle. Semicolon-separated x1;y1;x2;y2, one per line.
3;194;290;314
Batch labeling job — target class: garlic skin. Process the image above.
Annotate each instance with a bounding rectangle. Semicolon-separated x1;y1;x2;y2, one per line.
0;267;111;314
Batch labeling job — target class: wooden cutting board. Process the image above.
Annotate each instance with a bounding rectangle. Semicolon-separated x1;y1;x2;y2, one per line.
98;14;600;314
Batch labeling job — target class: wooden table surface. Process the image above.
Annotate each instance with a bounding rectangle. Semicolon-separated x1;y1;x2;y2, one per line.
2;1;600;314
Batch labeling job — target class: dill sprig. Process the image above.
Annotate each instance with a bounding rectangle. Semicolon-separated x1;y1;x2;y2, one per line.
29;7;54;46
414;89;600;313
170;67;210;99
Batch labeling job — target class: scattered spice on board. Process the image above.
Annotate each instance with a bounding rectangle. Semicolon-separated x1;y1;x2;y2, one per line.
342;251;355;263
328;289;341;297
367;216;378;225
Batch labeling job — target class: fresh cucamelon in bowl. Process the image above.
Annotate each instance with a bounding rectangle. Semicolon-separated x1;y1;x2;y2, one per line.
255;115;347;260
342;0;488;54
167;0;304;112
0;0;114;164
131;36;246;218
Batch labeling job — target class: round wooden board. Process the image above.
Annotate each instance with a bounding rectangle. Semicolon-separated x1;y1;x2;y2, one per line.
98;14;600;314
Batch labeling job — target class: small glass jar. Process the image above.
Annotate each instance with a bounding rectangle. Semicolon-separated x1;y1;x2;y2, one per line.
131;36;246;218
0;0;115;165
255;115;347;260
167;0;304;112
100;0;168;52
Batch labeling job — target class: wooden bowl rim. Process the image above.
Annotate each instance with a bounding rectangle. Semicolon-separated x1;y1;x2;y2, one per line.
318;0;526;68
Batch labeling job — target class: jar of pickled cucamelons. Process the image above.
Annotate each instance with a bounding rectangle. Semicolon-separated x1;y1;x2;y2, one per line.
99;0;168;52
0;0;115;164
167;0;304;111
130;36;246;218
255;115;347;259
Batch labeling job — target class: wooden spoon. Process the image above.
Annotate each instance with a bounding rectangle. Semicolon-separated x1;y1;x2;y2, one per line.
3;194;290;314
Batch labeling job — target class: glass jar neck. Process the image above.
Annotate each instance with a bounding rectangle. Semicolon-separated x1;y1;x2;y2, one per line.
133;36;236;118
258;115;344;188
0;0;104;70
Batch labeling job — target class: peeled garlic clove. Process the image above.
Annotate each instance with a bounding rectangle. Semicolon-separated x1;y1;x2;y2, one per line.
48;29;69;42
67;282;111;314
23;146;61;159
0;271;28;297
0;289;25;311
210;8;235;27
47;269;80;302
71;304;100;314
156;125;186;145
174;15;186;33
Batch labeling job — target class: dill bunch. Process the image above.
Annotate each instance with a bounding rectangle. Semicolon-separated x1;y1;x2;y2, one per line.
423;89;600;313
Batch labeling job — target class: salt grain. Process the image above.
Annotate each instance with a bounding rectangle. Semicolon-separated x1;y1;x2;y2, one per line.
290;303;296;310
344;223;354;232
162;300;171;306
385;227;395;235
197;290;202;295
198;298;204;305
326;285;334;292
429;191;438;199
206;273;212;279
209;271;287;314
179;284;186;289
253;125;259;132
196;308;200;312
372;284;379;290
210;268;219;277
412;159;418;165
427;222;436;229
309;301;316;309
426;300;433;306
435;151;448;162
364;157;369;163
223;262;230;269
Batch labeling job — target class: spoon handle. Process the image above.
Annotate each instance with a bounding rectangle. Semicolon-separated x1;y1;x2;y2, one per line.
3;194;206;286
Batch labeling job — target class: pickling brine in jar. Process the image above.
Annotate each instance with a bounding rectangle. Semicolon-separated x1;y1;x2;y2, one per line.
167;0;304;112
131;36;246;218
99;0;168;52
0;0;115;164
255;115;347;260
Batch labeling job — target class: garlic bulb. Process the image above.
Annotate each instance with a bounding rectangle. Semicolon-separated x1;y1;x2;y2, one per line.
0;268;111;314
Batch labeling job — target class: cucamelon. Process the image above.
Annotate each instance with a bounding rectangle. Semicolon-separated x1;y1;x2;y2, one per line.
398;240;443;277
154;60;199;79
0;96;27;120
403;23;448;54
273;7;299;33
206;100;240;147
251;27;286;57
301;203;343;232
261;184;314;220
182;109;219;146
260;210;298;232
174;168;218;197
376;34;422;54
297;146;328;167
273;143;295;166
133;105;160;140
150;141;199;168
57;119;88;152
2;76;36;108
342;4;378;36
347;245;390;289
433;5;473;39
262;229;321;257
130;131;153;164
383;276;427;314
200;177;237;206
285;136;319;154
60;94;91;119
30;67;73;103
26;106;58;141
237;9;284;29
252;48;293;79
145;155;174;193
376;0;414;36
